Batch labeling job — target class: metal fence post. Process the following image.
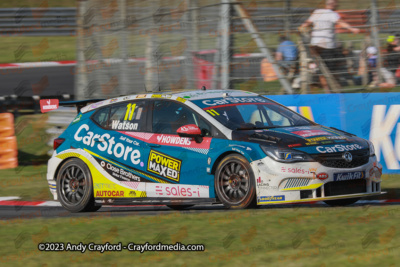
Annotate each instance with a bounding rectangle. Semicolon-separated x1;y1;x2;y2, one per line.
370;0;383;84
118;0;129;95
220;0;231;89
75;0;87;100
284;0;291;39
184;0;195;89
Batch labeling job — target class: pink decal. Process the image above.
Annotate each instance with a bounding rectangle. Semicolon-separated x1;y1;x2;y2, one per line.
120;131;212;149
177;124;201;135
291;130;333;138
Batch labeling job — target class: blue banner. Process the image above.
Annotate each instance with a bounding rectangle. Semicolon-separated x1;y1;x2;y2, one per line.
266;93;400;174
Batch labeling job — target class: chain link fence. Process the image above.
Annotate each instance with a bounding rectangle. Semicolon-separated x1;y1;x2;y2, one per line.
75;0;400;99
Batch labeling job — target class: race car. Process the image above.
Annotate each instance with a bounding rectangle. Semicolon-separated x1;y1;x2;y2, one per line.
45;89;383;212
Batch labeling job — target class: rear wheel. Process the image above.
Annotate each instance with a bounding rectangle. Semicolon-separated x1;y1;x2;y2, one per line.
324;197;360;206
56;158;100;212
215;154;257;209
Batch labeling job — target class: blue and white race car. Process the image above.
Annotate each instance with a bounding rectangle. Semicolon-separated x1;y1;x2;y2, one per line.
45;89;383;212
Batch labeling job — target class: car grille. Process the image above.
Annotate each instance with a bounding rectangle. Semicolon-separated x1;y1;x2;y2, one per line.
301;179;368;199
311;149;369;168
323;179;367;196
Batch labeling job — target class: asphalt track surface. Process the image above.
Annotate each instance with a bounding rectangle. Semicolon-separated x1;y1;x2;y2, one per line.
0;201;398;220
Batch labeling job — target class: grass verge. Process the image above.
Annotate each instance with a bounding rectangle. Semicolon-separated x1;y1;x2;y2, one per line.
0;205;399;266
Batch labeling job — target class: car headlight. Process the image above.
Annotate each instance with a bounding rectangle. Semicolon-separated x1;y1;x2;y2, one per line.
261;146;314;163
367;141;375;156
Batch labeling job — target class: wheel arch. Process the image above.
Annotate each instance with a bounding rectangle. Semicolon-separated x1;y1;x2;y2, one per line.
53;156;82;181
211;151;244;175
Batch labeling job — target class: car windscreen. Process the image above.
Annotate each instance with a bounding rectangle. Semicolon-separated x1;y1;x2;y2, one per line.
193;97;314;130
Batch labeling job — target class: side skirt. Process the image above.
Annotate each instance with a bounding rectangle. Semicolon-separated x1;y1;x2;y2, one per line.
95;197;219;206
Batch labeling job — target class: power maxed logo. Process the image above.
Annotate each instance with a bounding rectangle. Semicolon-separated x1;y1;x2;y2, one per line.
147;150;181;182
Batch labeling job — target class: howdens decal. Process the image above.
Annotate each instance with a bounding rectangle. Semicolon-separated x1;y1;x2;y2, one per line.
147;150;182;182
121;132;212;149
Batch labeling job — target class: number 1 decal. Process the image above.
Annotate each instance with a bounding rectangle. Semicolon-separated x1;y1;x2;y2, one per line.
124;103;136;120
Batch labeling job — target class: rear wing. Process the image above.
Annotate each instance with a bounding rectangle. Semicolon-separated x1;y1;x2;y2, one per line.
40;99;105;113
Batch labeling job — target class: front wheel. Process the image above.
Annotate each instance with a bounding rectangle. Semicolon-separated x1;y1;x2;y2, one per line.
324;197;360;206
214;154;257;209
56;158;100;212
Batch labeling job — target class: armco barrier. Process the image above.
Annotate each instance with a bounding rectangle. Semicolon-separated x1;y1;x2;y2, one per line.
266;93;400;174
0;113;17;169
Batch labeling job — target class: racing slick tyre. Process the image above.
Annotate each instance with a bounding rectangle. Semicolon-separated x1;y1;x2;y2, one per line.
166;205;194;210
215;154;257;209
323;197;360;206
56;158;100;213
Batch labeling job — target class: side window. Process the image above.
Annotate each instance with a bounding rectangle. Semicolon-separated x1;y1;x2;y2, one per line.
198;117;212;136
107;101;146;131
153;101;200;134
92;107;110;128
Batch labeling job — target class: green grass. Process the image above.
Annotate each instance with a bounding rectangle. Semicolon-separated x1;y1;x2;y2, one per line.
0;0;75;8
0;36;76;63
0;205;399;266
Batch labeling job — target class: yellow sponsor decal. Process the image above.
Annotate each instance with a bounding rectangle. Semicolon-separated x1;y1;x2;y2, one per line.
281;183;323;191
176;97;186;103
56;151;147;198
147;150;181;182
151;94;163;98
306;137;329;142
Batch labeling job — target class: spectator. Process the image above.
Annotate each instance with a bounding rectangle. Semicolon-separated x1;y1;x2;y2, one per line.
367;46;396;89
299;0;360;93
275;36;298;72
386;34;400;76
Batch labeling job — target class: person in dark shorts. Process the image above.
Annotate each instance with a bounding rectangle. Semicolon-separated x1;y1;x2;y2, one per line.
299;0;360;92
386;34;400;76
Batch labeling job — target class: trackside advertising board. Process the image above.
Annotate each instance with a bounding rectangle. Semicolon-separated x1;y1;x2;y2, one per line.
266;93;400;174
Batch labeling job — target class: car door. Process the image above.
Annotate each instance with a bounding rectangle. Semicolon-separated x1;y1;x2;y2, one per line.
89;100;152;188
145;99;215;199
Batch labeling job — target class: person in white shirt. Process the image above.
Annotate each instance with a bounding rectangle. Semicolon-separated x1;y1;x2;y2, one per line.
299;0;360;92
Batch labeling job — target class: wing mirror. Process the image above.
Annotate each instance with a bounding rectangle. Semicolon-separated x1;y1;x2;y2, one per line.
177;124;203;143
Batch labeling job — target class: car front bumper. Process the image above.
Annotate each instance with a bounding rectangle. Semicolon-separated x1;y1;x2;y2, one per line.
251;155;383;205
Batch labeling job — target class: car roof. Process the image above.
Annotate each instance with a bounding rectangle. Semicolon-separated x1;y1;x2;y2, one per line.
80;89;260;113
